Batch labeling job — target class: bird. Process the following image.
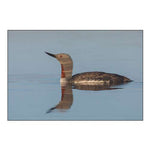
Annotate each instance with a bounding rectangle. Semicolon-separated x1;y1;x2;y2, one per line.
45;52;132;86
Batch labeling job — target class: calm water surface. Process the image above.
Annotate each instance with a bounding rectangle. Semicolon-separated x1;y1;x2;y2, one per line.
8;74;142;120
8;30;143;120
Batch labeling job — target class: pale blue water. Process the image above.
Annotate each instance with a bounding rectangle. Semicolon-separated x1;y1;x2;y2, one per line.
8;30;143;120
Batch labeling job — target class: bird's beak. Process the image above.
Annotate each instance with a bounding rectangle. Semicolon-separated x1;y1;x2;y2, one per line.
45;52;56;58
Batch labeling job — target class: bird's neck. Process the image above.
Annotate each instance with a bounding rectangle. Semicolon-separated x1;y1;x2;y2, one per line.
60;62;73;82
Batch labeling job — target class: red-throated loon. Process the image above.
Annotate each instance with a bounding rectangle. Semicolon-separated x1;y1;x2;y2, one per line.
45;52;132;86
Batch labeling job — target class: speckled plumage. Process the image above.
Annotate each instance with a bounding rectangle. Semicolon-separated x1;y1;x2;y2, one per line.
70;71;131;86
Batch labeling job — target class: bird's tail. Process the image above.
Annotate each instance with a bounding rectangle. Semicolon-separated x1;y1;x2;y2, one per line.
123;77;132;82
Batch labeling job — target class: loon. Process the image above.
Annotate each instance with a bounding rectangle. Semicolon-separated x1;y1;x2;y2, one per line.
45;52;132;86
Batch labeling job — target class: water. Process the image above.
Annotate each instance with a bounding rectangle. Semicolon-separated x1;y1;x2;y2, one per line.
8;30;143;120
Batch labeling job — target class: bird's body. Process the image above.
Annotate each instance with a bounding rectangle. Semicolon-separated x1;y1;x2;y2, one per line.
71;71;130;86
45;52;131;86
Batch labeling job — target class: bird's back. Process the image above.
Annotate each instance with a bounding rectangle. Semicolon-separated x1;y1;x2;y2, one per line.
71;72;131;86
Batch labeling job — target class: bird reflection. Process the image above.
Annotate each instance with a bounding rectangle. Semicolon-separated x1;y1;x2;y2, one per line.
46;84;73;113
46;84;121;113
73;84;121;91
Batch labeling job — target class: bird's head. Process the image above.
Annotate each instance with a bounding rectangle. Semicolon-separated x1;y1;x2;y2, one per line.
45;52;72;64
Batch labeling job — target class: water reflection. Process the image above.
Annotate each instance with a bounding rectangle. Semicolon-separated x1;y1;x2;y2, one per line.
73;84;121;91
47;84;73;113
47;84;121;113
